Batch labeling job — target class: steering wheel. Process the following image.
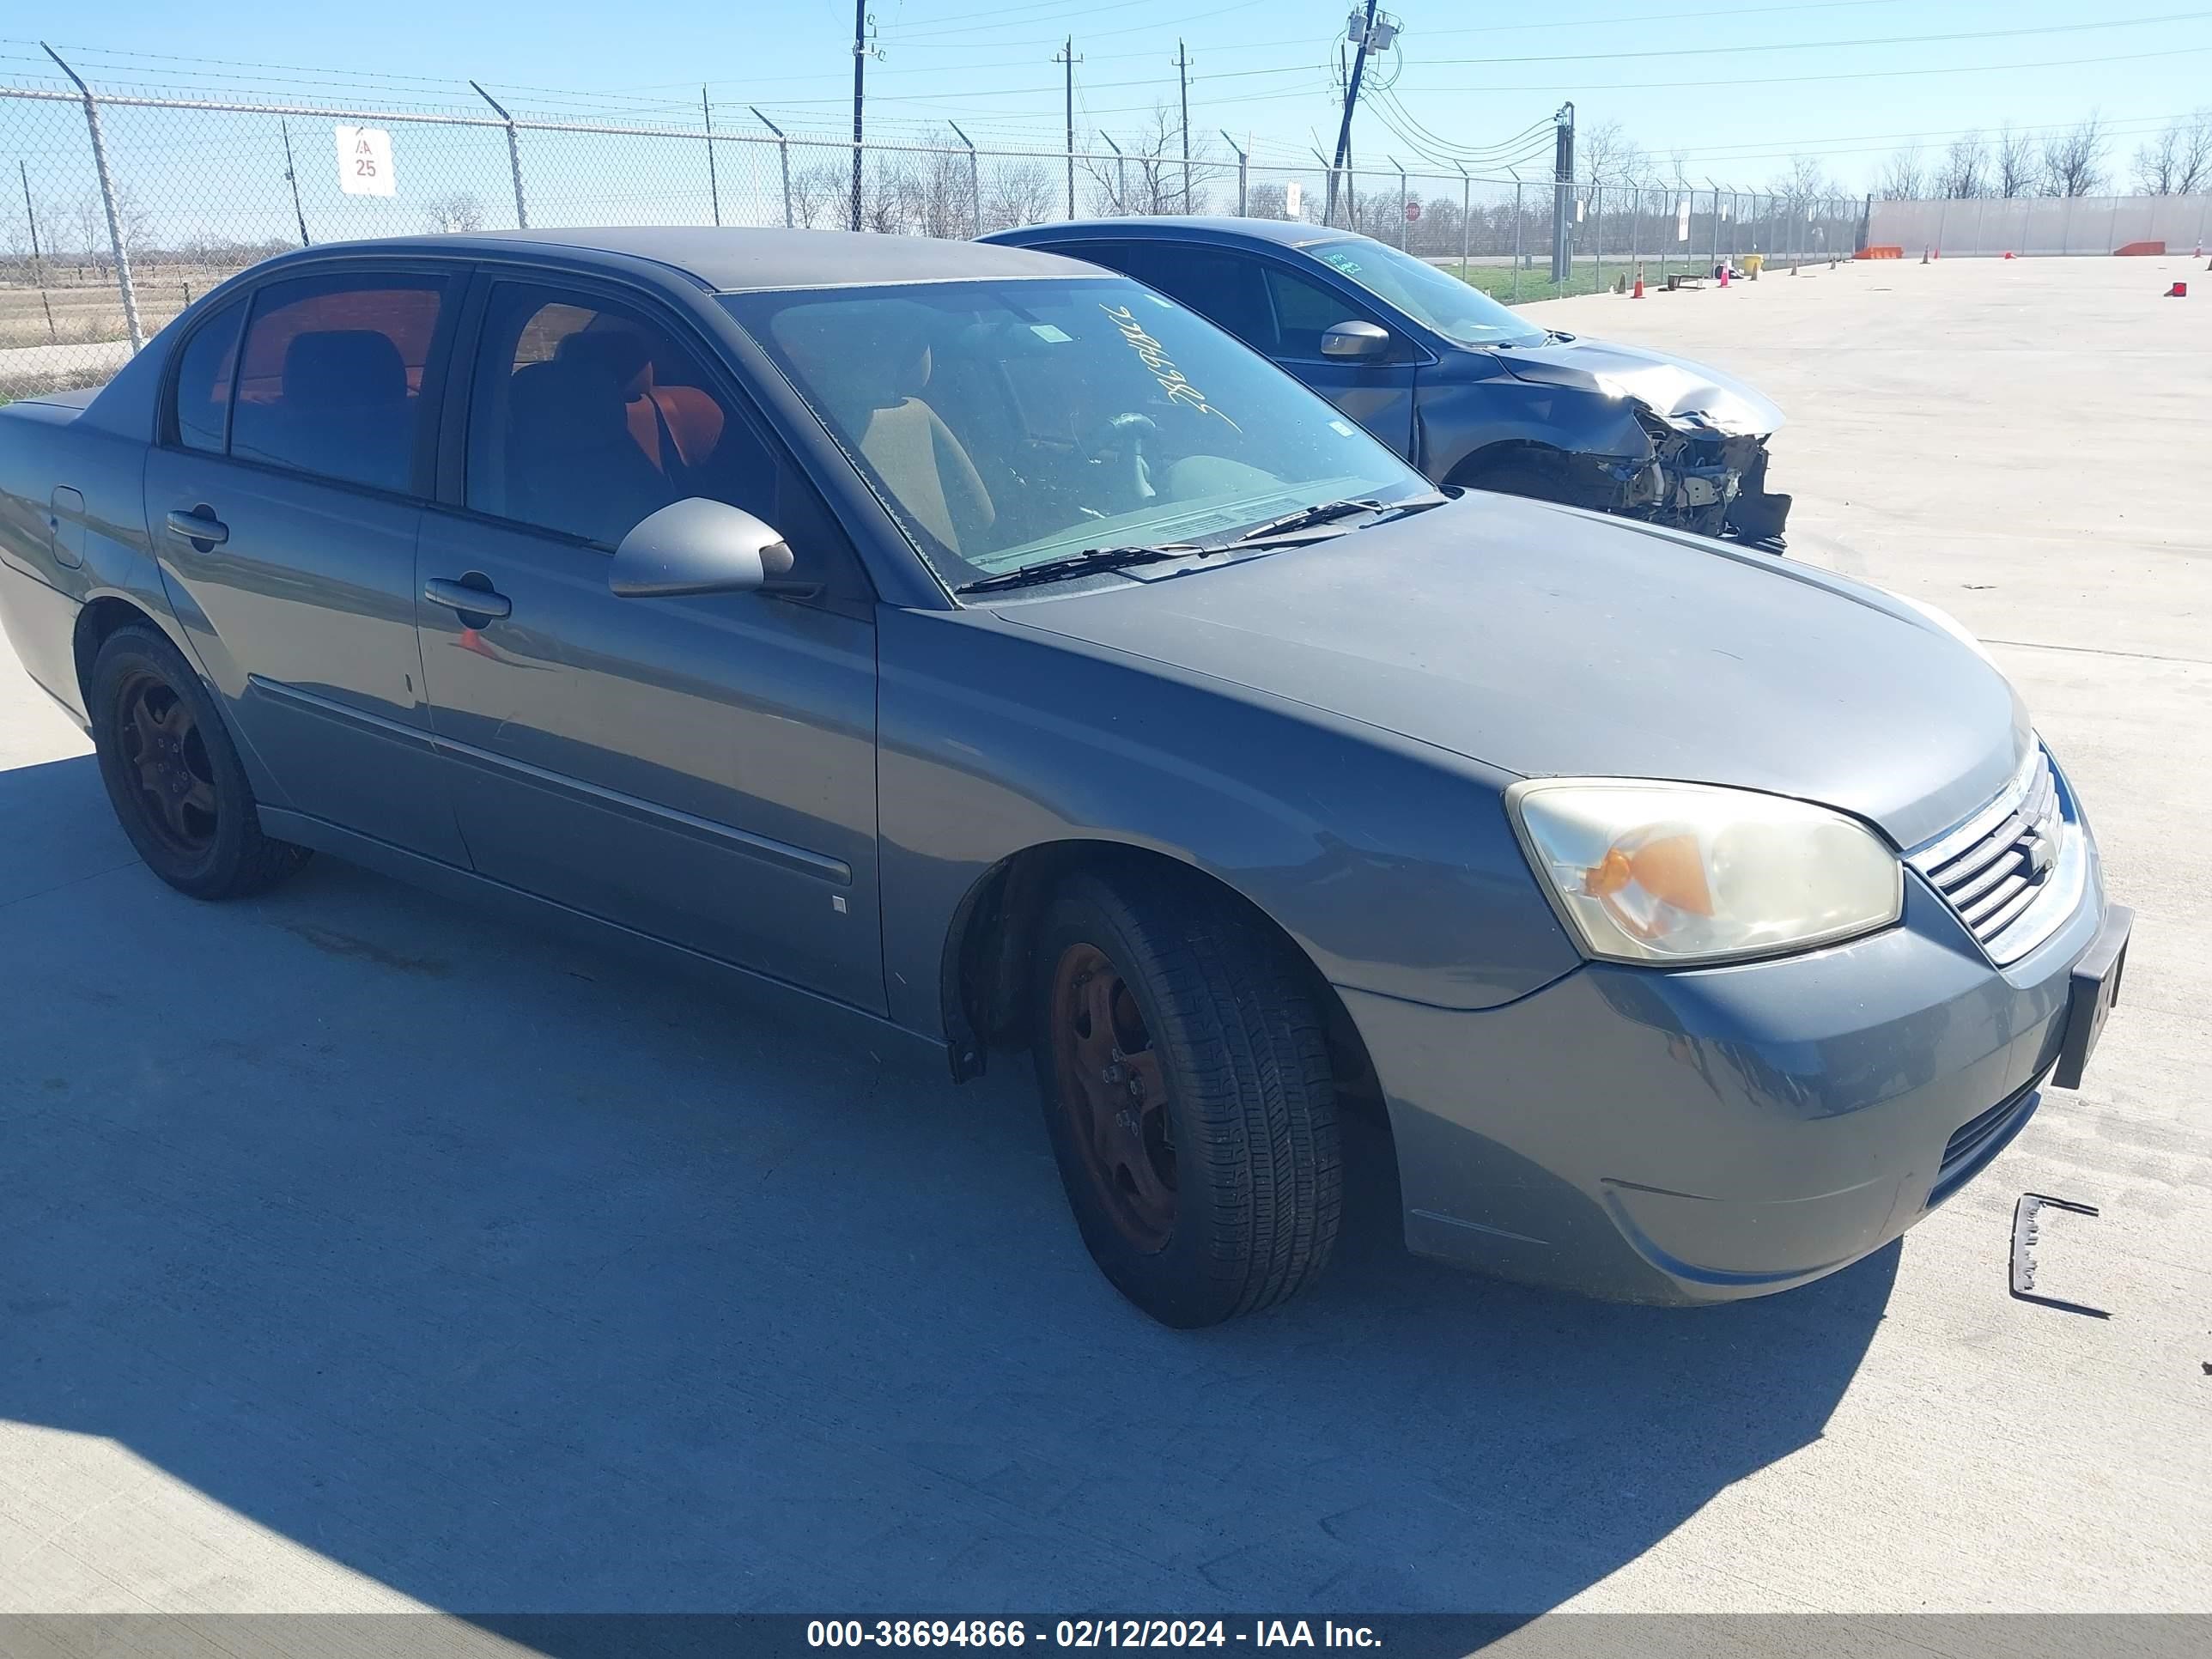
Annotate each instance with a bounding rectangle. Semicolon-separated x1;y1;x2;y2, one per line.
1082;411;1159;511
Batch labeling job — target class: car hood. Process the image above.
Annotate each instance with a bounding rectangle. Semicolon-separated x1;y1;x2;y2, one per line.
1492;333;1784;437
994;495;2026;851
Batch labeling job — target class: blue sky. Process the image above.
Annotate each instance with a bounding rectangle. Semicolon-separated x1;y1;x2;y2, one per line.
16;0;2212;191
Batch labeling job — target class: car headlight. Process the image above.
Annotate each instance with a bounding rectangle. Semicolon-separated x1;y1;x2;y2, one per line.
1507;780;1903;965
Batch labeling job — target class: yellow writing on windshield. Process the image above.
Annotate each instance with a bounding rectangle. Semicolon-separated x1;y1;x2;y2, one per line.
1098;303;1242;432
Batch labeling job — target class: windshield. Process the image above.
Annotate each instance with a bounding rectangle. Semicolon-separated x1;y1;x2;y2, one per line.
1307;238;1547;349
721;277;1430;590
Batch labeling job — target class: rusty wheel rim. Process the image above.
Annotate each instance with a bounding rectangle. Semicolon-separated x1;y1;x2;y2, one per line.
115;670;218;860
1050;941;1176;1253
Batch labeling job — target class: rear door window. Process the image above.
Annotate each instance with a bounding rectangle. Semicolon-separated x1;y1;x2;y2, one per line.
228;272;450;495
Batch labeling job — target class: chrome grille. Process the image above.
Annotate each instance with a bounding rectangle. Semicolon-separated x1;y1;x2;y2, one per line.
1923;751;2063;944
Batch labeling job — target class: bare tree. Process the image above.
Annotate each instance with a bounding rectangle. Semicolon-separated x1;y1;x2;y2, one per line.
2039;116;2106;197
1577;118;1646;187
422;191;485;234
2133;110;2212;194
1085;103;1218;216
1995;124;2037;197
1878;145;1927;200
1771;153;1827;207
789;160;849;229
981;160;1058;234
1935;132;1989;198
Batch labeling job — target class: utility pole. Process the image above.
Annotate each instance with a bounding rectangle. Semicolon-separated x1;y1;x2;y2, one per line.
279;118;309;246
1328;2;1380;227
19;160;57;342
702;88;721;227
850;2;881;231
1175;40;1192;212
1054;37;1081;218
1550;101;1575;287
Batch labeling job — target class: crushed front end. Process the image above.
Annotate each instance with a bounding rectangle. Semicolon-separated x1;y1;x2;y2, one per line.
1620;409;1793;544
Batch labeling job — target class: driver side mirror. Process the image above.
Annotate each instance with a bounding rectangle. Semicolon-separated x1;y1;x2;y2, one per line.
609;498;817;599
1320;320;1392;360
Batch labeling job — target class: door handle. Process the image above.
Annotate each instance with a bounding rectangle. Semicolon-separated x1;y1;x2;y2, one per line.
423;577;512;621
165;507;228;546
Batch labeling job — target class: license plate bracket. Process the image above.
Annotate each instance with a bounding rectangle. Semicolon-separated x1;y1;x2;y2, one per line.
2052;904;2131;1090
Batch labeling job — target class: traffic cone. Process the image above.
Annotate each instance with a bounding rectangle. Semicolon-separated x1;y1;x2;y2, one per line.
2168;281;2189;297
1920;247;1929;264
1719;263;1730;287
1633;262;1644;298
2003;250;2015;259
1932;247;1940;260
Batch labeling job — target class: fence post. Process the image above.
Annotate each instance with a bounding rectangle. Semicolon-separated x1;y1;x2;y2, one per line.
41;43;142;351
1219;131;1247;217
750;108;793;228
471;82;529;229
1455;161;1469;274
702;88;722;227
1630;183;1641;276
1511;179;1522;301
1593;185;1603;290
1708;180;1723;273
1391;157;1407;249
951;120;981;237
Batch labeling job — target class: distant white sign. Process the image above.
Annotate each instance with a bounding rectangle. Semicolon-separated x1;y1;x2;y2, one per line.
1284;180;1303;218
1676;194;1691;242
335;125;396;198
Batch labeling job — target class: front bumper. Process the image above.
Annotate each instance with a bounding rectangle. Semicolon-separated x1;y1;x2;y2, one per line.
1343;857;2116;1305
1589;430;1790;543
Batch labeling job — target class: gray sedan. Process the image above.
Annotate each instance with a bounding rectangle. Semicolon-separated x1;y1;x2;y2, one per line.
0;228;2130;1327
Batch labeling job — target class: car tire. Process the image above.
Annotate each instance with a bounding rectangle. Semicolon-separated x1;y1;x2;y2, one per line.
1030;868;1340;1327
88;623;312;900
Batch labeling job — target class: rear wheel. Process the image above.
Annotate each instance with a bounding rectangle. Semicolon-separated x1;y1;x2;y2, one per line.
88;623;311;900
1030;870;1340;1328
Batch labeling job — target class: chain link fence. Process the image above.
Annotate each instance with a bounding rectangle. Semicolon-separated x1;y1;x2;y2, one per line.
3;72;1866;400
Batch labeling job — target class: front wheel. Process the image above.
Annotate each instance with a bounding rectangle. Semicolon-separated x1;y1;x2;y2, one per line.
1030;870;1340;1328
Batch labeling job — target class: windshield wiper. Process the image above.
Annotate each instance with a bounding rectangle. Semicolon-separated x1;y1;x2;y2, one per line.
1228;491;1453;546
955;543;1201;595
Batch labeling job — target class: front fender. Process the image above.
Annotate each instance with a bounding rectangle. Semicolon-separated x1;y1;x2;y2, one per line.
1414;375;1652;484
875;605;1583;1042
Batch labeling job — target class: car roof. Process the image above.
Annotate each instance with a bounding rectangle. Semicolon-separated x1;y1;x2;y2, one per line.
981;216;1358;252
250;226;1095;292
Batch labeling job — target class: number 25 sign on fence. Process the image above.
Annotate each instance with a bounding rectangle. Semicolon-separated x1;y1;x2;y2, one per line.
335;125;397;198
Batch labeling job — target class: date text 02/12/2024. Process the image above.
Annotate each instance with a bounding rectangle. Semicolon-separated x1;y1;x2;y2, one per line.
805;1620;1383;1648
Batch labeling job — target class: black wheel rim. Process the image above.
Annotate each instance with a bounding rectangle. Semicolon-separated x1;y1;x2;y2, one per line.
1050;941;1176;1253
115;669;219;859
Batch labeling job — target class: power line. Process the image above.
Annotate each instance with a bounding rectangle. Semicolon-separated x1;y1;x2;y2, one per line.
1412;9;2212;67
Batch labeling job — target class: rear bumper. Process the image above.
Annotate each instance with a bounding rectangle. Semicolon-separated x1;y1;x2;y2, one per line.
0;556;89;726
1342;857;2112;1305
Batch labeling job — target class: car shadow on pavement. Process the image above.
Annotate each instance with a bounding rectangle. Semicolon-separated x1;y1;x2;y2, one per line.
0;750;1899;1623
